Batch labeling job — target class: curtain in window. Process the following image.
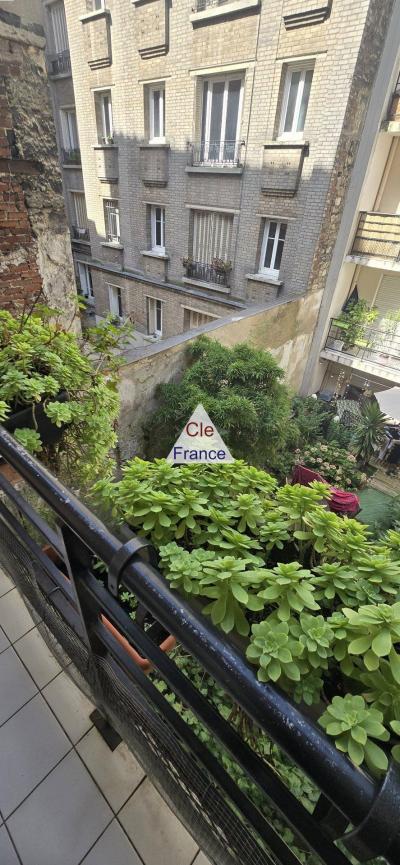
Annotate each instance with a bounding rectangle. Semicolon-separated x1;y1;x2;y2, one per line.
50;2;69;53
192;211;233;263
72;193;88;228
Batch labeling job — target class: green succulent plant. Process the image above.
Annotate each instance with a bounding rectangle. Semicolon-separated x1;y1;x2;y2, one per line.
159;542;214;594
13;427;43;454
293;670;324;706
289;613;334;670
258;511;291;552
319;694;389;775
246;617;303;683
233;493;264;532
200;556;267;635
358;660;400;724
342;603;400;679
258;562;320;621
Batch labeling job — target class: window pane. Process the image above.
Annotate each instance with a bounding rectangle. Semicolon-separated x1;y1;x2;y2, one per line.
297;69;313;132
274;224;287;271
201;81;208;145
284;70;301;132
155;208;162;247
103;95;111;137
209;82;224;155
224;79;241;159
153;91;160;138
156;300;162;332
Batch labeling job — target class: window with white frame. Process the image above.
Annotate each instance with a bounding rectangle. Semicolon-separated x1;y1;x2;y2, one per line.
280;65;314;137
150;206;165;254
49;1;69;53
60;109;79;152
94;90;113;144
200;76;243;164
147;297;163;336
183;308;218;331
77;262;94;300
259;220;287;277
71;192;88;237
103;199;120;243
108;284;123;318
149;85;165;143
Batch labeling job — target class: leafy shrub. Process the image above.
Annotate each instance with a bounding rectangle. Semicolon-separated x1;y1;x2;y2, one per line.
319;695;389;774
93;457;400;776
351;400;387;466
292;442;365;490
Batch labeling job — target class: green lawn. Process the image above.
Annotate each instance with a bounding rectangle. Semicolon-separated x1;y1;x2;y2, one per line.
357;487;394;528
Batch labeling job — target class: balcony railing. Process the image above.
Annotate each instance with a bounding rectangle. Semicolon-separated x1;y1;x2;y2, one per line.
351;211;400;259
48;49;71;75
71;225;90;242
387;73;400;121
190;140;245;168
62;147;81;166
193;0;231;9
184;259;231;287
324;318;400;372
0;427;399;865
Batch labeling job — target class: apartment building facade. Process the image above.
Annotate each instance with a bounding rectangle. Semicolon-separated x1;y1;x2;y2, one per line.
42;0;396;342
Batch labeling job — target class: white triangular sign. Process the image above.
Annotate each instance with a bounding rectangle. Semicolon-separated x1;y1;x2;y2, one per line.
167;404;234;464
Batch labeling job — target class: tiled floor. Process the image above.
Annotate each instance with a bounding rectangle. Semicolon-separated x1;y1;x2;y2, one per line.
0;570;209;865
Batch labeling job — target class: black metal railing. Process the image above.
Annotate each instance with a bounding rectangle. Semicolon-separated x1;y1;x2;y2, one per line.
62;147;81;166
71;225;90;242
184;259;231;287
190;140;244;167
0;426;399;865
351;211;400;259
324;318;400;372
48;49;71;75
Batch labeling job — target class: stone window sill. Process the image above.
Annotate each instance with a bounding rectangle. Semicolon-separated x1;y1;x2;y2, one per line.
182;276;230;294
93;144;118;150
101;242;124;250
80;8;111;23
141;250;169;260
190;0;260;24
246;273;283;287
185;165;243;175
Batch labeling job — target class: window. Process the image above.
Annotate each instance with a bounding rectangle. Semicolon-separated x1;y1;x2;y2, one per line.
192;210;233;263
71;193;88;236
95;90;113;144
93;0;106;9
60;109;79;151
78;263;94;300
200;77;243;163
108;284;123;318
147;297;163;336
150;206;165;253
149;85;165;142
49;1;69;53
259;220;287;277
103;199;120;243
280;66;313;137
183;308;218;330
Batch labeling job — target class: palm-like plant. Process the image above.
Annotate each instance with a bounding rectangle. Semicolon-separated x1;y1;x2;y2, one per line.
351;401;387;466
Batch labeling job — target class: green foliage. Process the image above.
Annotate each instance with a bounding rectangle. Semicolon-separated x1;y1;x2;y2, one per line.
143;336;292;469
339;603;400;678
351;400;387;465
292;442;365;490
257;562;319;621
247;618;303;682
338;299;379;348
319;695;389;775
0;310;128;484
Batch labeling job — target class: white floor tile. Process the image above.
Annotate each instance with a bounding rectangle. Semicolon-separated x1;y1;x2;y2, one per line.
81;820;141;865
0;647;37;726
42;671;93;743
119;778;198;865
14;627;61;689
0;589;36;643
76;727;145;812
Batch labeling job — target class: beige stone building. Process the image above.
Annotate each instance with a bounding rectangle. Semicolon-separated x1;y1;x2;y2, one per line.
41;0;398;347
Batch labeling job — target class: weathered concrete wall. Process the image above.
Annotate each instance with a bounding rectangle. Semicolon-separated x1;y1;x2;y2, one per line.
0;8;78;324
117;293;322;459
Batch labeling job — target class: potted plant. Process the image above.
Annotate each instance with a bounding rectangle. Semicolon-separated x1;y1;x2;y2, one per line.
338;299;379;351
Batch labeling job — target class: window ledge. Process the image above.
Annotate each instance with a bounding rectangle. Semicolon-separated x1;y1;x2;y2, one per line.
246;273;283;287
185;165;243;175
93;144;118;150
141;250;169;260
49;71;72;81
101;241;124;250
182;276;230;294
190;0;260;24
79;8;111;23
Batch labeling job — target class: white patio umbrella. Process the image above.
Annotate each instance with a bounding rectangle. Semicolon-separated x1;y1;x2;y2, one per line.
375;387;400;422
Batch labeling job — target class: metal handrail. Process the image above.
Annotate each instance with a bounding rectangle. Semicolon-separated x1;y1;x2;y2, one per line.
184;259;231;286
61;147;81;166
190;140;245;167
48;49;71;75
0;427;399;864
324;318;400;371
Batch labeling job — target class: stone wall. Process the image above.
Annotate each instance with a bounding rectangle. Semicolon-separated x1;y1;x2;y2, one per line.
117;292;322;459
0;7;78;322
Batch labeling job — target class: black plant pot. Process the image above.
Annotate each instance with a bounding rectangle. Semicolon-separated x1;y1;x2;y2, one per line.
3;392;69;446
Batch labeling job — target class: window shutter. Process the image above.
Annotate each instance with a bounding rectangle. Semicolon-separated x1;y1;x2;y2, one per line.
375;274;400;318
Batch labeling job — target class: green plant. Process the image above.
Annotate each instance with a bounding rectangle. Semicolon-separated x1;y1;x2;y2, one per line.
13;427;43;454
338;299;379;349
289;613;334;670
292;442;365;490
358;660;400;724
258;562;319;621
351;400;387;465
246;618;303;682
340;603;400;678
319;694;389;774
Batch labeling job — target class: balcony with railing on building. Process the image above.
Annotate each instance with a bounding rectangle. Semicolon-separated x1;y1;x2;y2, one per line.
71;224;90;242
48;49;71;76
189;140;245;169
322;317;400;382
61;147;81;166
349;211;400;262
183;256;232;288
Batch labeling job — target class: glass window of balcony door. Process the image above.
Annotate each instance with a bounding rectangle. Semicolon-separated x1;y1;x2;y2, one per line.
200;77;242;164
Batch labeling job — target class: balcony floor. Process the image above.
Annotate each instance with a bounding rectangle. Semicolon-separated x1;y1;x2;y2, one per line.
320;347;400;385
0;568;208;865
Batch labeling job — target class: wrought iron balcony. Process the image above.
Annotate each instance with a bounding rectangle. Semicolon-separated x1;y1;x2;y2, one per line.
48;49;71;76
71;225;90;242
324;317;400;374
62;147;81;166
184;258;231;287
387;73;400;122
351;211;400;260
189;140;245;168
